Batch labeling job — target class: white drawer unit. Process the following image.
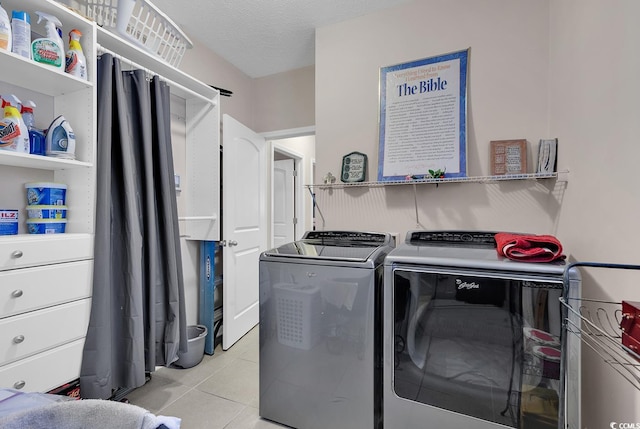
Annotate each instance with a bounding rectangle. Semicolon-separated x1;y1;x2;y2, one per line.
0;0;97;394
0;260;93;318
0;339;86;393
0;299;92;366
0;234;93;272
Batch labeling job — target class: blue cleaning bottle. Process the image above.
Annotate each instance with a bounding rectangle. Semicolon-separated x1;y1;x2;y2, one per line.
21;100;45;156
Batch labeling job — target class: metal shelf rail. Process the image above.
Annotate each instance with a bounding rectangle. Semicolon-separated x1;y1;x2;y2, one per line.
561;262;640;390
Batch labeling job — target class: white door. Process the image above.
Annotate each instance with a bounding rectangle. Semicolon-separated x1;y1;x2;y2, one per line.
222;115;267;350
273;159;295;247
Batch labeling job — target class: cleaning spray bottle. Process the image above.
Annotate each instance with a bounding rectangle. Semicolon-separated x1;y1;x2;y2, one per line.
31;11;64;70
45;115;76;159
21;100;45;155
0;95;29;153
65;29;86;80
0;2;11;51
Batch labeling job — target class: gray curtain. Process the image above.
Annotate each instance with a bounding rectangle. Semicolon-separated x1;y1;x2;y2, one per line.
80;54;187;399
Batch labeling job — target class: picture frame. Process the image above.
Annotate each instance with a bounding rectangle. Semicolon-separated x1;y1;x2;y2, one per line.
378;49;469;181
536;138;558;174
490;139;527;175
341;151;368;183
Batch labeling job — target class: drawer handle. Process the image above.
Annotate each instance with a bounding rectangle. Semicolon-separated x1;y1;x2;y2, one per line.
13;380;26;390
13;335;25;344
11;250;24;259
11;290;24;298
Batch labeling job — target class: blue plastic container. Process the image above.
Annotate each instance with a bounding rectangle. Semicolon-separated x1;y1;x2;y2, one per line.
26;205;67;219
25;182;67;206
26;219;67;234
0;209;19;235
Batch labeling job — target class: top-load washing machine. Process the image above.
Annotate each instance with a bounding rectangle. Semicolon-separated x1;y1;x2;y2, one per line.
383;231;582;429
259;230;394;429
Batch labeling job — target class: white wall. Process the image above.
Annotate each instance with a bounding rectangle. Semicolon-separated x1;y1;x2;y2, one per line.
253;66;315;133
315;0;555;239
180;38;255;129
549;1;640;426
316;0;640;425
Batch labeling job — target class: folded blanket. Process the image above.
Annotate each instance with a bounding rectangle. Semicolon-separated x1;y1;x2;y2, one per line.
0;398;181;429
495;232;565;263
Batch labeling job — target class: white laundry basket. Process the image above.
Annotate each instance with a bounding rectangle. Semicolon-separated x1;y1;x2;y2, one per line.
59;0;192;67
274;283;322;350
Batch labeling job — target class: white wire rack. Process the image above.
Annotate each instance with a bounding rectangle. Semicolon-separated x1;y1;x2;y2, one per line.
306;171;564;189
560;262;640;390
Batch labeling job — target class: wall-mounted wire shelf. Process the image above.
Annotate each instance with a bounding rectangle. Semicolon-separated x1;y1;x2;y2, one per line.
306;171;567;190
561;262;640;391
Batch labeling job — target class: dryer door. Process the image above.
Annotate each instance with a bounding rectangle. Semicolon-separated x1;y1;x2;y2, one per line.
388;266;565;428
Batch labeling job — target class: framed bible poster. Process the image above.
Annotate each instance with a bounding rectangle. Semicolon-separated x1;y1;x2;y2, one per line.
378;48;469;181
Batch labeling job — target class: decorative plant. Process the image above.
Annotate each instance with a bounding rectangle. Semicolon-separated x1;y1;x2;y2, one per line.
428;168;446;179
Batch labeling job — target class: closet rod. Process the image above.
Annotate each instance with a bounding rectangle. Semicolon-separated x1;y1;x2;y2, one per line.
96;44;218;106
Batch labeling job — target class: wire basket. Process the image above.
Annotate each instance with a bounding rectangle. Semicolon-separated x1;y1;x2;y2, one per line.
560;262;640;390
61;0;192;67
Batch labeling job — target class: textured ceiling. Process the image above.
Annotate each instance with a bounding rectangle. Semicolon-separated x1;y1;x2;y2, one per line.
149;0;412;78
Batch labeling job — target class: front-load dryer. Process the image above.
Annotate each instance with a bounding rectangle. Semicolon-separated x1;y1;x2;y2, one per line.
383;231;581;429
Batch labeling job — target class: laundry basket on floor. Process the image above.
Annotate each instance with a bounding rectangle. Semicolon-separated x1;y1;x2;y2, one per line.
174;325;207;369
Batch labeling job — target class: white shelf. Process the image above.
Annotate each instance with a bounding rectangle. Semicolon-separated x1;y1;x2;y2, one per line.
309;171;565;189
0;151;92;170
0;50;93;97
96;27;217;102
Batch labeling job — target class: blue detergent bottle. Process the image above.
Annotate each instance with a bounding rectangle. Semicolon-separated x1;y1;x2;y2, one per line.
21;100;45;155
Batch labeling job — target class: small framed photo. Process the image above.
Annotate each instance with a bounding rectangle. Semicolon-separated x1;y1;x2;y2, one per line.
536;138;557;173
490;139;527;175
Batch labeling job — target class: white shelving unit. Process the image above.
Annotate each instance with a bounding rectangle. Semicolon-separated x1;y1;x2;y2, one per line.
0;0;96;393
95;26;221;241
0;0;222;394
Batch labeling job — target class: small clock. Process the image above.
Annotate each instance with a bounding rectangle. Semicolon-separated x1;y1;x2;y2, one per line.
341;151;367;183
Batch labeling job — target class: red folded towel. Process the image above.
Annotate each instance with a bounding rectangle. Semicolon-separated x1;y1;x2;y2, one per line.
495;232;565;263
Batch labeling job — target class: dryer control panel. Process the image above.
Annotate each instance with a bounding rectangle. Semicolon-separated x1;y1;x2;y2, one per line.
408;230;497;248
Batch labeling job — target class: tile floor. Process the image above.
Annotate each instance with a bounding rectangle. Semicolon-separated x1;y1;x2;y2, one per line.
126;326;288;429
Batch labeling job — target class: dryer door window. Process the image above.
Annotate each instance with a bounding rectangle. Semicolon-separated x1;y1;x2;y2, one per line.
392;268;563;428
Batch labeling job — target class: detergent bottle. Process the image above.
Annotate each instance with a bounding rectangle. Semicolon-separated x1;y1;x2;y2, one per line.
0;94;29;153
31;11;64;70
21;100;46;155
65;29;86;80
11;10;30;58
0;2;11;51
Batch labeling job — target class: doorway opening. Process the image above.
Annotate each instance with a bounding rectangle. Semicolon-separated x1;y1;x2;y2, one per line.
265;128;315;249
